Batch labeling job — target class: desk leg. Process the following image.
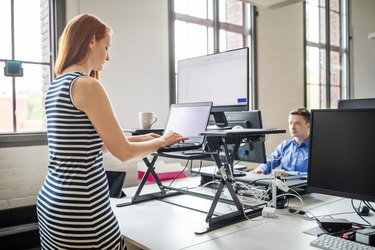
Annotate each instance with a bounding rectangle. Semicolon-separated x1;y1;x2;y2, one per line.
204;152;244;220
196;140;262;234
116;155;179;207
133;156;166;199
222;139;241;177
223;139;240;168
218;139;243;212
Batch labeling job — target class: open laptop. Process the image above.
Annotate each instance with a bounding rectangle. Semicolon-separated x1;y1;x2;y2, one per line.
157;102;213;153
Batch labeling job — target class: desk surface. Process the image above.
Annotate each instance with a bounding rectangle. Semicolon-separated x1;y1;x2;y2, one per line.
111;177;374;250
156;151;212;160
195;166;307;188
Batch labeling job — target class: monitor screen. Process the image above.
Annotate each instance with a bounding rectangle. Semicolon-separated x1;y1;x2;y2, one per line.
176;47;249;112
164;102;212;144
307;109;375;202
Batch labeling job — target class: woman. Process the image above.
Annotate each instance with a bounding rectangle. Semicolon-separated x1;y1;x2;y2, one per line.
37;14;185;249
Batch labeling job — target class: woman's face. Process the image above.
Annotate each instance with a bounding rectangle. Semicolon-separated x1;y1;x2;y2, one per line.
90;32;111;72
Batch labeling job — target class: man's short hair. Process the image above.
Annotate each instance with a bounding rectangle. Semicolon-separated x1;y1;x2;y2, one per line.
289;107;310;123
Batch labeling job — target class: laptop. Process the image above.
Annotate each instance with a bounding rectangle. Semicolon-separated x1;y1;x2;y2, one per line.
157;102;213;153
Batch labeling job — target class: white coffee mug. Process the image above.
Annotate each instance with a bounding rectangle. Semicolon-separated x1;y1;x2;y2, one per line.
139;112;158;129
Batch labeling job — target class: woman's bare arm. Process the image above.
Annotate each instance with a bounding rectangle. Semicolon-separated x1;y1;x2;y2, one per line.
71;77;186;162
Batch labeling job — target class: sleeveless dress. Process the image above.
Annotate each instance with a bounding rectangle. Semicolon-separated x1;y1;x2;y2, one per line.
37;72;124;249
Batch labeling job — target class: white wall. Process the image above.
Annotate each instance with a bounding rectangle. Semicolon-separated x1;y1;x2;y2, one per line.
67;0;171;129
351;0;375;98
256;2;304;153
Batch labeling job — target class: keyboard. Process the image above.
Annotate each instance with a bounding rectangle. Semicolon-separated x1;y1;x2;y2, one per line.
310;234;375;250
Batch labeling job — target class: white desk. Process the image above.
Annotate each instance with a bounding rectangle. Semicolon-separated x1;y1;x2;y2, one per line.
111;177;374;250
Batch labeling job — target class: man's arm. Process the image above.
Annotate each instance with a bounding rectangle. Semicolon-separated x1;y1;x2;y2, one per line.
254;142;285;174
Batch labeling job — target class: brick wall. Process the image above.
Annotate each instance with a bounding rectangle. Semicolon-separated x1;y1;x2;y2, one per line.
0;146;141;210
0;146;48;210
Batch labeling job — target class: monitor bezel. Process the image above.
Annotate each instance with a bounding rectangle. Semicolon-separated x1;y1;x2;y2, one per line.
176;47;250;113
307;108;375;202
337;98;375;109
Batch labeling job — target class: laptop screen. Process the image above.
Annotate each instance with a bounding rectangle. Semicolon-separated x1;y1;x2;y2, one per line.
164;102;212;144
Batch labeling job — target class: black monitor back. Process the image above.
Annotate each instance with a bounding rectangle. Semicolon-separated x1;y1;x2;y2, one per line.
225;111;266;164
225;111;263;129
308;109;375;202
337;98;375;109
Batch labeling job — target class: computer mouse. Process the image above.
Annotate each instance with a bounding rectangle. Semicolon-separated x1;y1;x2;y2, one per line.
357;205;370;216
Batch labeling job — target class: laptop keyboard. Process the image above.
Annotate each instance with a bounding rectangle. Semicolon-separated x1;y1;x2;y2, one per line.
169;143;196;149
158;142;201;153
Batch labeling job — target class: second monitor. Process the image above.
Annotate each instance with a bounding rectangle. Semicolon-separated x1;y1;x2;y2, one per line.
209;110;266;164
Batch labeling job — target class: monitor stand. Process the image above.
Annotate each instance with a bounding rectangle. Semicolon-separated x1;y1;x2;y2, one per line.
211;111;229;128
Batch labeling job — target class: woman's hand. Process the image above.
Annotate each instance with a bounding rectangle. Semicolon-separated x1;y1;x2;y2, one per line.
159;130;188;147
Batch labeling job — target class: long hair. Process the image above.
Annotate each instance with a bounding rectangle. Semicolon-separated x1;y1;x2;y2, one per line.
54;14;111;80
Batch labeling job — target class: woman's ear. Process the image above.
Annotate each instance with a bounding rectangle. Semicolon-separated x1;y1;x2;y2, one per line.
89;35;96;48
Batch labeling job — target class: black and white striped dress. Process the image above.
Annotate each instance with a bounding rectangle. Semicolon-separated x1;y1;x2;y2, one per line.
37;72;124;249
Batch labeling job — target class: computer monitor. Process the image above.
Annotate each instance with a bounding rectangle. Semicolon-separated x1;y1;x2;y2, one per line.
307;109;375;202
227;111;266;164
337;98;375;109
208;111;266;164
225;111;262;129
176;47;249;114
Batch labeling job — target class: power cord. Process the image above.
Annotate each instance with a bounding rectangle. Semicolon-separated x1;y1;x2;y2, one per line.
168;159;190;187
351;199;373;226
189;160;203;177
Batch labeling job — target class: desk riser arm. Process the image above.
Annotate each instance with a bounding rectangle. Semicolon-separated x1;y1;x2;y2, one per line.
206;152;244;223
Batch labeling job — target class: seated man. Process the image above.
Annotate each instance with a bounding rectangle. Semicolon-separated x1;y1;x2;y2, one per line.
252;107;310;176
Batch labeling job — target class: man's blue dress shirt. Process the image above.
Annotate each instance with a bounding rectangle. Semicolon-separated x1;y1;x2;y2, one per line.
257;139;309;176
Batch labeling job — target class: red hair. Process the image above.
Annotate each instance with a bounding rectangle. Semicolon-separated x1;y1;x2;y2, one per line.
54;14;111;79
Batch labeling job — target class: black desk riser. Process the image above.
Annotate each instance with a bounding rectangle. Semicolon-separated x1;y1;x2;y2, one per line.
118;128;286;234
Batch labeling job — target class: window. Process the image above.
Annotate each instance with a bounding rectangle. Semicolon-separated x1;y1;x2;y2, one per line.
305;0;349;109
0;0;56;133
170;0;255;108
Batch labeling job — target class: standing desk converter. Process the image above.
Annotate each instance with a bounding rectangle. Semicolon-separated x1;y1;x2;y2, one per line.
118;128;285;233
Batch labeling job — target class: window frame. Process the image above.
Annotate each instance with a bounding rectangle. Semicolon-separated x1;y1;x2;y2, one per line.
304;0;349;109
0;0;66;147
168;0;257;110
